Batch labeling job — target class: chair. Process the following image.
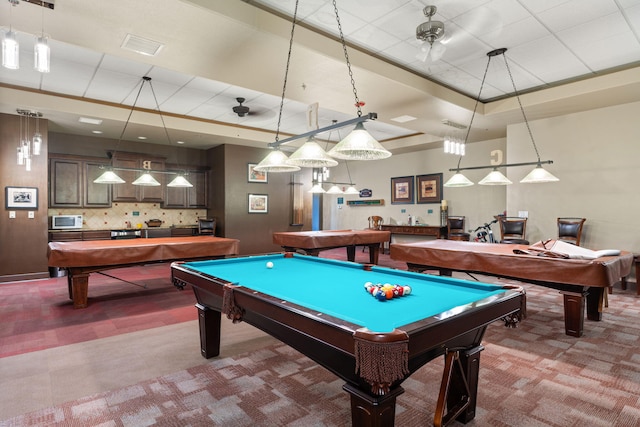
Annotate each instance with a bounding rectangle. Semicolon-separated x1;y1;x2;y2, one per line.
499;217;529;245
198;218;216;236
363;216;384;252
447;216;470;241
557;217;586;246
368;216;384;230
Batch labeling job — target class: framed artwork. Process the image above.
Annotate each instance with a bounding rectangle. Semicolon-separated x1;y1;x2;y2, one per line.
390;176;414;205
248;193;268;213
6;186;38;209
248;163;268;183
416;173;443;204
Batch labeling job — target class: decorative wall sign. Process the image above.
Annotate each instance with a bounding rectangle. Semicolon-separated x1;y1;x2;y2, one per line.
416;173;443;204
390;176;414;204
347;199;384;206
359;188;372;198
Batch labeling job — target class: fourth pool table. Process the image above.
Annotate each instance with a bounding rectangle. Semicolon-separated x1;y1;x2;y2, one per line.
171;253;525;427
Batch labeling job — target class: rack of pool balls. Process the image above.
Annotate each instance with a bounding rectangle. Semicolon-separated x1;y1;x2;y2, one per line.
364;282;411;301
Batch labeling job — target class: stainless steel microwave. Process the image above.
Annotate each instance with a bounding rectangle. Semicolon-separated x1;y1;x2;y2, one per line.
51;215;83;229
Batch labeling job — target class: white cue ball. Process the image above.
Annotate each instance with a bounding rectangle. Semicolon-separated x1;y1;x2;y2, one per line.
266;261;274;269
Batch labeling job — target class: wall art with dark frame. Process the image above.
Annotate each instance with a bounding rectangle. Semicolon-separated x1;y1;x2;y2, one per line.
248;193;268;213
416;173;443;204
5;186;38;210
390;176;414;205
248;163;268;183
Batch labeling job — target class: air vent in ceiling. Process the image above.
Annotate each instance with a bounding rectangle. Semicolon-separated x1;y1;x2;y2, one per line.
121;34;164;57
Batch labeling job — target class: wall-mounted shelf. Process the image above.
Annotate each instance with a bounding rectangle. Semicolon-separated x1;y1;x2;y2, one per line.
347;199;384;206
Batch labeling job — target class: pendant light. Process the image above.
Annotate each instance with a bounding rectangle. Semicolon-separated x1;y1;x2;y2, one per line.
445;48;558;186
132;172;160;186
2;1;19;70
478;169;512;185
326;185;343;194
167;174;193;188
253;0;302;173
286;136;338;168
325;0;391;161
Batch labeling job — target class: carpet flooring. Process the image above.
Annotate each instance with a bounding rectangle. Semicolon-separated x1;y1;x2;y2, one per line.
2;249;640;426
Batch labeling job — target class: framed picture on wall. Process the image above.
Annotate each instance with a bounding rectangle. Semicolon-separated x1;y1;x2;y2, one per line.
248;193;268;213
248;163;268;183
390;176;414;204
416;173;443;204
5;186;38;209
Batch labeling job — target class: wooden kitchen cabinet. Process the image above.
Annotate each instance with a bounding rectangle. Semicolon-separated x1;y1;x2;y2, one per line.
112;153;165;203
49;155;111;208
163;170;208;209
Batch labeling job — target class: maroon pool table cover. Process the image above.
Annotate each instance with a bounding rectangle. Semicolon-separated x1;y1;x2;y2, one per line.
48;236;240;268
272;229;390;249
390;239;633;288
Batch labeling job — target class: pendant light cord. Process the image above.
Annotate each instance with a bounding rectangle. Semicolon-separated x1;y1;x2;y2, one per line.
501;53;541;163
456;52;492;171
332;0;362;117
274;0;300;143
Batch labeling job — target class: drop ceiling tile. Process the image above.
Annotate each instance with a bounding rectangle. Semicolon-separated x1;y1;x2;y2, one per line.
336;0;408;24
84;68;141;104
349;24;401;53
40;59;96;96
517;0;574;14
302;2;366;36
565;32;640;71
535;0;619;32
479;16;550;48
506;36;591;83
454;0;530;38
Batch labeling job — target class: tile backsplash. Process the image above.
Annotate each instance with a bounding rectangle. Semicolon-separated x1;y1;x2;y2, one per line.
49;203;206;230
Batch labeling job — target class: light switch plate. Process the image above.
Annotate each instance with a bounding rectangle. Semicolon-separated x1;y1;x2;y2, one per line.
28;211;35;218
9;211;16;219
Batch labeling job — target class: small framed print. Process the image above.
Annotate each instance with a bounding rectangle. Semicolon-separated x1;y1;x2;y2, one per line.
248;193;268;213
416;173;443;204
390;176;414;205
248;163;268;183
6;186;38;209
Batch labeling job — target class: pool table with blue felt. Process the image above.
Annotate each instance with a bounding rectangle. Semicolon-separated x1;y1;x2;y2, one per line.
171;253;525;427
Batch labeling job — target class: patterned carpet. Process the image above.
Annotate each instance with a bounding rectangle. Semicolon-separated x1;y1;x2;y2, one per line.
0;263;196;358
3;273;640;426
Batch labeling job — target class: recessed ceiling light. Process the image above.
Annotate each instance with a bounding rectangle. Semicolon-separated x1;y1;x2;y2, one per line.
137;136;147;140
92;130;103;134
176;140;185;145
391;115;416;123
79;117;103;125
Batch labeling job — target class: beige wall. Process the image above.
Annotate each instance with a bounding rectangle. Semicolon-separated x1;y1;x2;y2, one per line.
506;100;640;251
324;138;508;236
326;100;640;254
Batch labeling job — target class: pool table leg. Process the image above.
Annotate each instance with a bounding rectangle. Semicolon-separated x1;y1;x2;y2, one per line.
561;290;587;337
196;303;221;358
343;383;404;427
67;271;89;309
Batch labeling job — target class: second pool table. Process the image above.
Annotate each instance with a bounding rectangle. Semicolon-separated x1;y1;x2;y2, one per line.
171;253;525;427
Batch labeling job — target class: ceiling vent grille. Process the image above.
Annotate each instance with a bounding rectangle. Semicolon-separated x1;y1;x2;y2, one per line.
121;34;164;56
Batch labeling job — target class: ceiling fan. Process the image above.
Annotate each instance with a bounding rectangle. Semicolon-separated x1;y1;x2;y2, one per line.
415;5;447;63
232;97;251;117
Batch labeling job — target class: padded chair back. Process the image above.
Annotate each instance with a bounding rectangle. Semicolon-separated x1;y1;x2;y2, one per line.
557;217;586;246
447;216;470;241
499;217;528;244
368;216;384;230
198;218;216;235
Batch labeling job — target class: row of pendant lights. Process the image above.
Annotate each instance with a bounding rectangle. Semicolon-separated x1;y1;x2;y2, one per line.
2;0;51;73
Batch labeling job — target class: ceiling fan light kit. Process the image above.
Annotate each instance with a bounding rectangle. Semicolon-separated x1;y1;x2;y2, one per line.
416;5;446;62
